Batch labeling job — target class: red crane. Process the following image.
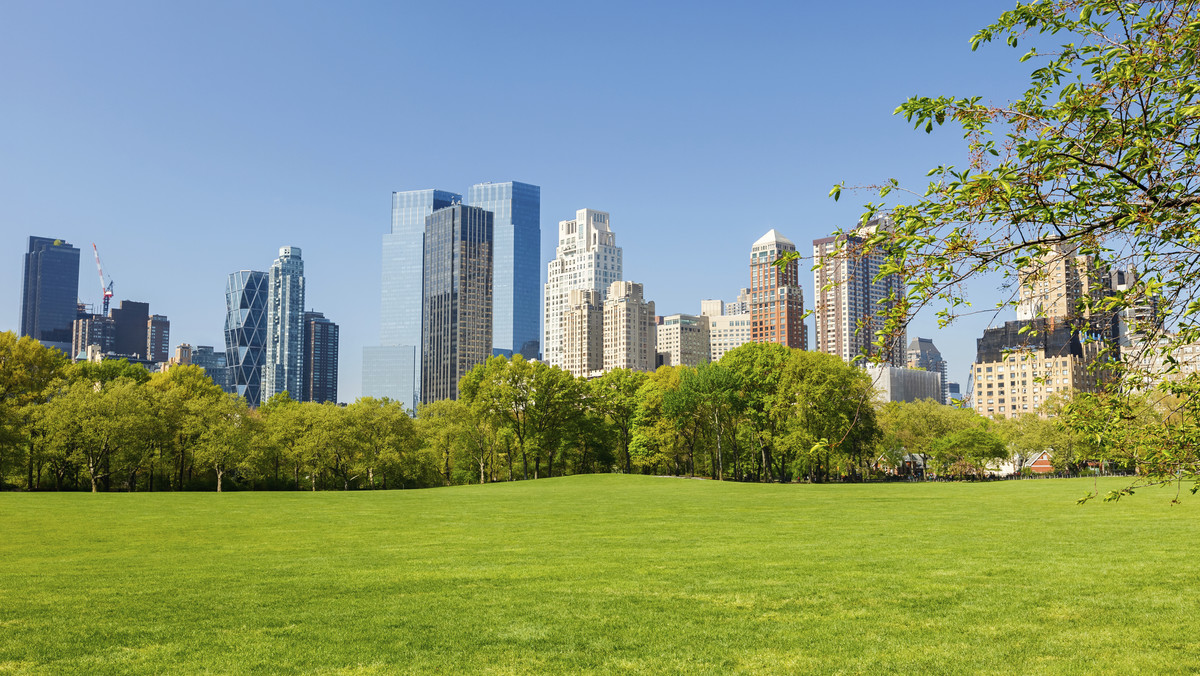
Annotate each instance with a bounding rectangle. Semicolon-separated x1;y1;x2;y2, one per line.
92;243;114;315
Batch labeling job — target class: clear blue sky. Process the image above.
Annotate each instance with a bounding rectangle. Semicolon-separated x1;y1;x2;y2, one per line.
1;0;1032;399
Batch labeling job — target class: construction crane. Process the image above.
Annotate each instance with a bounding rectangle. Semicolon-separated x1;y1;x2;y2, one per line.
92;243;114;315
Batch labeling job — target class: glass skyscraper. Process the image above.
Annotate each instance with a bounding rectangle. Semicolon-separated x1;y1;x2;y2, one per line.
20;236;81;354
263;246;306;402
363;189;460;410
421;205;493;404
225;270;268;407
303;311;339;404
467;181;541;359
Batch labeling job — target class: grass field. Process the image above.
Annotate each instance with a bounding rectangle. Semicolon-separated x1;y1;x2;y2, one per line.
1;475;1198;674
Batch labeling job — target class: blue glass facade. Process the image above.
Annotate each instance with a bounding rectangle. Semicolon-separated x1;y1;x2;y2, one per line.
421;205;493;404
362;345;417;412
467;181;541;359
20;236;80;354
225;270;268;407
364;189;460;409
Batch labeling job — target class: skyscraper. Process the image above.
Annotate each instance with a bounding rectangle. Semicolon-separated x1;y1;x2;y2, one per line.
225;270;268;406
749;230;807;350
421;205;493;404
906;337;949;405
467;181;541;359
262;246;306;401
364;189;461;410
603;281;656;372
110;300;150;358
303;311;339;404
20;236;81;354
544;209;622;369
562;289;604;378
813;217;905;365
147;314;170;363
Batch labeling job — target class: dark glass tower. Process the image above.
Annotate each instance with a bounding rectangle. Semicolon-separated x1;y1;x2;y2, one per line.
363;189;461;410
20;236;81;354
421;205;493;404
225;270;268;406
467;181;541;359
303;311;339;404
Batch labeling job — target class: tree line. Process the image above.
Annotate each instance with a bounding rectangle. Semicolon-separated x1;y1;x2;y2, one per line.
0;331;1158;492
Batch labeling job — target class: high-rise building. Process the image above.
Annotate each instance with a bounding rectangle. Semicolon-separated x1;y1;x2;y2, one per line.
72;314;114;360
1016;242;1109;322
906;337;949;405
1108;267;1161;347
970;318;1106;419
813;217;905;365
262;246;305;402
702;300;752;363
363;189;461;410
467;181;541;360
192;345;233;393
603;281;656;372
657;313;710;367
147;314;170;363
110;300;150;358
750;230;807;350
303;311;339;404
225;270;269;406
544;209;622;369
562;289;604;378
421;205;493;404
725;288;752;316
20;236;81;354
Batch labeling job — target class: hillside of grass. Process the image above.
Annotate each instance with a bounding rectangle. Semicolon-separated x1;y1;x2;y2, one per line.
1;476;1197;674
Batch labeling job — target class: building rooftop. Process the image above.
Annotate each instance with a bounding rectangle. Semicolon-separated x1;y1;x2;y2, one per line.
753;228;794;247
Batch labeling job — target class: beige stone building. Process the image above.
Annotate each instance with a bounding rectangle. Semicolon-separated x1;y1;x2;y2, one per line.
971;319;1105;419
657;313;710;367
562;289;604;378
603;281;656;372
1016;242;1109;321
544;209;621;369
700;300;752;363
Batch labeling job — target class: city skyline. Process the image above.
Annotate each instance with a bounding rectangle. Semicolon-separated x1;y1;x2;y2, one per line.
0;2;1029;398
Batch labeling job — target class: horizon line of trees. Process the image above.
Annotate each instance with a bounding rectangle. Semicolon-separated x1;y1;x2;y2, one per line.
0;331;1156;492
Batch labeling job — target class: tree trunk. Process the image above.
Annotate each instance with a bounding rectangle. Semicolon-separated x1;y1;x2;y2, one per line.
216;468;224;492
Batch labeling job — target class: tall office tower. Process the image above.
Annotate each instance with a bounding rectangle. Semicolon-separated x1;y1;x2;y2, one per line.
147;314;170;363
110;300;150;357
262;246;306;401
906;337;949;404
603;281;656;372
225;270;269;406
191;345;233;393
20;236;81;354
750;230;807;350
813;217;905;365
468;181;541;359
421;205;493;404
701;300;752;363
1016;242;1109;322
544;209;622;369
562;289;604;378
657;313;710;367
303;311;339;404
364;189;461;410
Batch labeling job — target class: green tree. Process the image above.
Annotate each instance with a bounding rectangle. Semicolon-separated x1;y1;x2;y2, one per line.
590;369;649;474
819;1;1200;495
346;397;419;488
0;332;69;489
195;395;256;492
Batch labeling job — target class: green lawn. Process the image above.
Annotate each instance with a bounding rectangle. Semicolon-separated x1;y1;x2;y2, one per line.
1;476;1197;674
